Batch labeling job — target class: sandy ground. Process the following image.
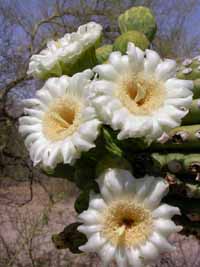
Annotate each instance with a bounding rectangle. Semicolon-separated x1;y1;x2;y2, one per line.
0;179;199;267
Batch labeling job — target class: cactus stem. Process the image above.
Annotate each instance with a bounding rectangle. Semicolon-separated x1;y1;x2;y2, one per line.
182;99;200;125
151;125;200;151
152;152;200;177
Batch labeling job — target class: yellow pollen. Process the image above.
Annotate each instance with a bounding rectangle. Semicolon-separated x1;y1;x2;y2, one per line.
42;96;82;141
55;40;62;48
116;72;166;115
101;197;153;248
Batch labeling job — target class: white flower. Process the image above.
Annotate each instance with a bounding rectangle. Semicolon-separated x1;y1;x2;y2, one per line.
89;42;193;142
27;22;102;79
19;69;101;167
78;168;182;267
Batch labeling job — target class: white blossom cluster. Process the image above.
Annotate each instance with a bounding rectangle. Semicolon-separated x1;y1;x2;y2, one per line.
19;22;193;267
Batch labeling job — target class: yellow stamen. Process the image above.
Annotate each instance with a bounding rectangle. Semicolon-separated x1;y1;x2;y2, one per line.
101;197;153;248
116;72;166;116
42;96;83;141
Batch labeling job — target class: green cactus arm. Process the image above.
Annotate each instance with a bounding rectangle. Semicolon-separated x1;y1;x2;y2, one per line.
193;79;200;99
182;99;200;125
151;153;200;178
177;58;200;80
113;31;150;54
150;125;200;151
118;6;157;41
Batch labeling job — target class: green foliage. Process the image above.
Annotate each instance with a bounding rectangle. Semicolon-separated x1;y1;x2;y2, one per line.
118;6;157;41
43;164;75;181
113;30;149;54
102;127;123;157
52;223;87;253
96;44;113;64
95;154;132;176
74;191;90;214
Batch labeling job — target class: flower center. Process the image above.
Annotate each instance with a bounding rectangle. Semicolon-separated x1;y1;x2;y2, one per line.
101;198;153;248
42;96;82;141
116;73;166;115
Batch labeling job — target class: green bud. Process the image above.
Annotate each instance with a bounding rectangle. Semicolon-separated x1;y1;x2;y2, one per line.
113;31;149;54
96;44;113;64
118;6;157;41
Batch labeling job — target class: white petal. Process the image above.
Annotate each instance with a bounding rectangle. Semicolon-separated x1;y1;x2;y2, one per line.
157;112;179;129
103;169;124;194
23;98;43;108
72;132;95;152
69;70;93;97
134;176;155;201
158;105;188;122
98;242;116;266
82;106;97;121
93;64;118;81
126;247;144;267
24;132;43;148
165;95;193;108
19;116;41;125
44;143;61;167
45;77;66;97
149;232;175;252
36;89;53;105
154;218;183;236
165;78;193;91
78;209;102;225
30;139;47;165
118;116;151;140
79;232;106;252
78;119;100;142
96;174;114;202
24;108;44;119
92;95;113;122
91;80;116;96
77;224;102;237
61;139;79;164
166;87;193;98
155;59;176;81
140;241;159;261
127;42;144;73
19;124;42;136
115;247;128;267
98;169;134;197
109;51;124;72
144;49;161;74
89;194;107;210
152;204;181;219
143;179;169;209
111;108;129;130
